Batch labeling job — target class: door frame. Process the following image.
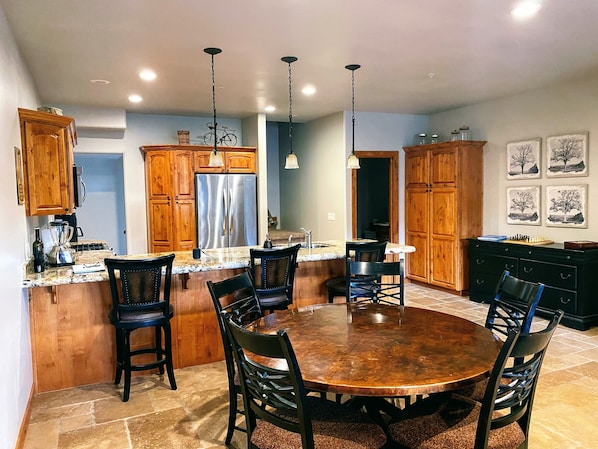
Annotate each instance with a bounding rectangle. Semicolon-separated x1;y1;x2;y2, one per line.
351;151;399;242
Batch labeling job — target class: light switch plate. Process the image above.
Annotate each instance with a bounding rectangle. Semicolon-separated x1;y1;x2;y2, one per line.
327;212;336;221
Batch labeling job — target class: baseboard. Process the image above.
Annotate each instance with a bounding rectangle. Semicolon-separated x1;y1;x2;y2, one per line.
14;384;34;449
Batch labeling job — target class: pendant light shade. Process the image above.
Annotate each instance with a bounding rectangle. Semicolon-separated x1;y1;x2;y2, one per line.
282;56;299;169
346;64;361;169
204;47;224;168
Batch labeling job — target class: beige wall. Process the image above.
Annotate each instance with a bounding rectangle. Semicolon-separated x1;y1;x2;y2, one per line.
429;74;598;242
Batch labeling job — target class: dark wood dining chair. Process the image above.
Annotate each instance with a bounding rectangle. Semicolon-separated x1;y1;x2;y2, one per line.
104;253;177;402
387;310;563;449
249;243;301;312
207;270;263;445
326;240;388;303
453;269;545;401
223;315;388;449
347;259;404;305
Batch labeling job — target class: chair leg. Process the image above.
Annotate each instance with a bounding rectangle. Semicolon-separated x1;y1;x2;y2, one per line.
163;322;177;390
225;387;238;444
122;329;132;402
155;325;164;375
114;328;123;385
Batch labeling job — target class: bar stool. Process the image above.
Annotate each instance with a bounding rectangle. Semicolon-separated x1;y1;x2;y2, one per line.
105;253;177;402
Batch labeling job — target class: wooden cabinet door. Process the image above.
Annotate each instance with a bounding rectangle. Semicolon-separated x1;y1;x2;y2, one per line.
173;199;196;251
226;151;256;173
430;236;456;288
405;150;429;189
430;147;458;187
405;187;429;282
194;150;225;173
173;150;195;200
148;199;173;252
146;151;172;199
21;121;74;215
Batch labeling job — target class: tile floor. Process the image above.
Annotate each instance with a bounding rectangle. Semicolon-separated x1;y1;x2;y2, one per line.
23;284;598;449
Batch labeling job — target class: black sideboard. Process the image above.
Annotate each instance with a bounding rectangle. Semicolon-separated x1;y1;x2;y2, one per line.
468;239;598;330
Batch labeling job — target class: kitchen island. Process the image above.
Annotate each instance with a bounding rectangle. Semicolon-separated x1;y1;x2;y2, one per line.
24;241;414;393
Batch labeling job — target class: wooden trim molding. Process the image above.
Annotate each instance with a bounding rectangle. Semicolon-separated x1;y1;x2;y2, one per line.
14;385;34;449
351;150;399;242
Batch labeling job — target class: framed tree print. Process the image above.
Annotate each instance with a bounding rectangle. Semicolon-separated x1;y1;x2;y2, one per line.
546;132;588;177
507;186;541;225
546;184;587;228
506;138;541;180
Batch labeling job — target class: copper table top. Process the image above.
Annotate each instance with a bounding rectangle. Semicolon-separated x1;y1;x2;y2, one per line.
250;303;501;397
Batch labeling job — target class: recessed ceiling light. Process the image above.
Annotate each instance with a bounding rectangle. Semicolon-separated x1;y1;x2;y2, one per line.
511;1;541;20
139;69;157;81
264;105;276;112
90;79;110;85
302;85;316;96
128;94;143;103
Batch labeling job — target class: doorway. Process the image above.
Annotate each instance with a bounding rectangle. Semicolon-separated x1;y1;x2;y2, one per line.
351;151;399;242
74;153;127;254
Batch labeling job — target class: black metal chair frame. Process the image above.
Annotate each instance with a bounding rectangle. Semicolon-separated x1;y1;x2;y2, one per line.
207;270;263;445
249;243;301;312
326;240;388;303
347;259;404;305
105;253;176;402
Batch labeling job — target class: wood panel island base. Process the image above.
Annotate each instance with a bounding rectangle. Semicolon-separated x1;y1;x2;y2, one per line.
26;241;413;393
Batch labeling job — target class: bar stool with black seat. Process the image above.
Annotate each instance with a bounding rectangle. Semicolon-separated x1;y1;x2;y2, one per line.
249;243;301;312
105;253;177;402
347;259;405;305
207;270;263;445
326;240;388;303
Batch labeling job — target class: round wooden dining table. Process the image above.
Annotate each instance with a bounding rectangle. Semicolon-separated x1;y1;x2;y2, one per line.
249;302;501;397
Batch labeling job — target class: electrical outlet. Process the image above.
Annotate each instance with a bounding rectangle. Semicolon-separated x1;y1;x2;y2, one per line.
327;212;336;221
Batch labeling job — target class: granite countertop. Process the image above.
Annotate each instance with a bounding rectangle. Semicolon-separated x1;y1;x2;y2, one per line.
23;240;415;288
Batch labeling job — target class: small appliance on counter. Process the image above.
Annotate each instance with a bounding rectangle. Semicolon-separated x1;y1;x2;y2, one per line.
55;213;83;243
47;220;76;266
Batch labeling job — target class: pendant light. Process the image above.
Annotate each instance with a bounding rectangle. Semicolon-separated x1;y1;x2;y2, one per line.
346;64;361;169
282;56;299;169
204;47;224;167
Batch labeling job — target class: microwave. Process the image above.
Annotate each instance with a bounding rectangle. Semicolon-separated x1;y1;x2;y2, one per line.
73;165;86;208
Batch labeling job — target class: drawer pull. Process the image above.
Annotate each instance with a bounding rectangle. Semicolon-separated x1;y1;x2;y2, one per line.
475;279;485;285
560;273;572;280
476;258;485;265
560;297;571;305
523;267;533;273
505;264;513;270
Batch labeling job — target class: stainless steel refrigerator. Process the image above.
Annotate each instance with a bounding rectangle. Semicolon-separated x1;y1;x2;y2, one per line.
195;173;258;249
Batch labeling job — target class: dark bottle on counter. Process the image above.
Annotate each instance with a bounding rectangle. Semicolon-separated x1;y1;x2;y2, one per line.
33;227;45;273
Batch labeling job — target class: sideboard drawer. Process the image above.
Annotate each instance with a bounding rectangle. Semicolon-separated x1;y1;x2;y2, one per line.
470;254;518;275
519;259;577;290
539;286;577;315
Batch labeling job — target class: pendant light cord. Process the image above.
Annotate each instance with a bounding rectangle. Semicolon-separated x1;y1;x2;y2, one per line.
210;52;218;154
287;59;293;154
351;68;355;154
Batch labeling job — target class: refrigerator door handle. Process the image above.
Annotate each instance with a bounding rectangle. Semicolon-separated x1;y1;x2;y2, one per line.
222;189;228;235
228;188;235;236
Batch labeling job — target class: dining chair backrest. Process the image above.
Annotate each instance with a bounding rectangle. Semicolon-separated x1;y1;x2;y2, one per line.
485;270;545;339
224;316;315;448
347;239;389;262
347;259;404;305
475;310;563;448
249;243;301;311
206;270;263;444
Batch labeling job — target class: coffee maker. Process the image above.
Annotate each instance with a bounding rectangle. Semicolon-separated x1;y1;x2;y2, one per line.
47;221;76;266
55;213;83;243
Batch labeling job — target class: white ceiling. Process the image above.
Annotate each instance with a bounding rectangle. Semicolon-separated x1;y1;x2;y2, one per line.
3;0;598;123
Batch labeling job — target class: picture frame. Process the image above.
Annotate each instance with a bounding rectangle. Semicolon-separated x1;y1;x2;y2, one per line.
545;184;587;228
506;138;541;180
14;146;24;205
546;132;588;177
506;185;541;225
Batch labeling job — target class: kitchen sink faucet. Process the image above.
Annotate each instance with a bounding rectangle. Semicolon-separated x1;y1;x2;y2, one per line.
300;227;312;249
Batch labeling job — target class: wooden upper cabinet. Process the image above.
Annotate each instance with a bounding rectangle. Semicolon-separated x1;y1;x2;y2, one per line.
405;150;429;189
18;108;77;216
145;151;172;199
430;147;458;187
226;150;256;173
172;151;195;199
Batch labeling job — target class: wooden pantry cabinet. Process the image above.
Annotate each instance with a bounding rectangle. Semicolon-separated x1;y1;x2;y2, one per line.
18;108;77;216
404;140;485;293
141;145;256;252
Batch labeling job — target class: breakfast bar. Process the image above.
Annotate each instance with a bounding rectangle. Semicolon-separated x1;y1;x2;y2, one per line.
24;241;414;393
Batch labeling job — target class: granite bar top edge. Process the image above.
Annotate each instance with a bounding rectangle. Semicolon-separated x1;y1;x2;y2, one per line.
23;241;415;288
